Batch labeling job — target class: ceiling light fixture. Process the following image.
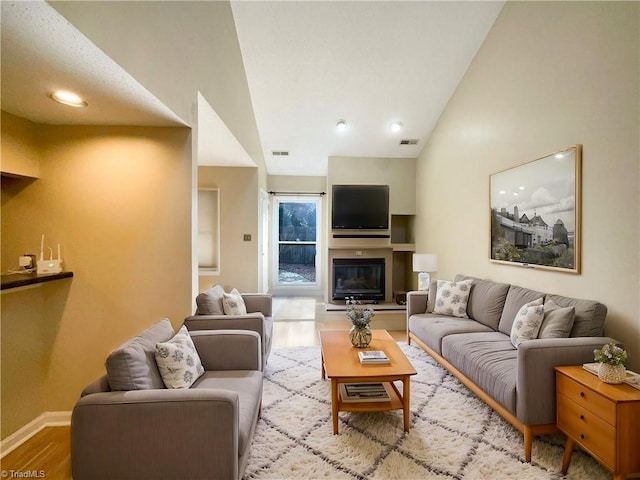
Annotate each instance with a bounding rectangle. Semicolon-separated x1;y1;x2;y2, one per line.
390;121;403;133
49;90;88;108
335;119;347;131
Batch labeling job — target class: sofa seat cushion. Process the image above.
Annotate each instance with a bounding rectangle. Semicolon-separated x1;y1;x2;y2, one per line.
408;313;493;355
106;318;175;391
441;332;518;415
192;370;263;454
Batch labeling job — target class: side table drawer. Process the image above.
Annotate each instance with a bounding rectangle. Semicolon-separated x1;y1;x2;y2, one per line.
557;373;615;425
557;393;615;468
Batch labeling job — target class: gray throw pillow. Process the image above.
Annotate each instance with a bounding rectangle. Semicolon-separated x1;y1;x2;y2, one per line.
195;284;226;315
538;299;575;338
426;279;438;313
106;318;175;391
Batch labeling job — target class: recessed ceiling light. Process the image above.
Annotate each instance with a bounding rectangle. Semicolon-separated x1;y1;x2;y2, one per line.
390;121;403;133
336;119;347;131
49;90;88;108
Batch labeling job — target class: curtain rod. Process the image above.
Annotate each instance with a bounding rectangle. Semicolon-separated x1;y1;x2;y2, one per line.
268;191;326;196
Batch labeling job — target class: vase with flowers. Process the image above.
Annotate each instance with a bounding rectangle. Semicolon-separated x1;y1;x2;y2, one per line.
346;297;375;348
593;342;628;384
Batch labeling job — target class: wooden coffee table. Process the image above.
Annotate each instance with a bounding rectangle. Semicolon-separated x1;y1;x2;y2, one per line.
319;329;417;434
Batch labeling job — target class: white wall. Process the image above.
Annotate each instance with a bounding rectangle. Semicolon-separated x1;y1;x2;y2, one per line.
415;2;639;370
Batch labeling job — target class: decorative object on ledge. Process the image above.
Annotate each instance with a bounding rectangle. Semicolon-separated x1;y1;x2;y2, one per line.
594;342;628;384
490;144;582;274
412;253;438;291
346;297;375;348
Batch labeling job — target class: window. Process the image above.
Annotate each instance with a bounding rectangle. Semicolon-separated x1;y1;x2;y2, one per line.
198;188;220;274
272;196;322;289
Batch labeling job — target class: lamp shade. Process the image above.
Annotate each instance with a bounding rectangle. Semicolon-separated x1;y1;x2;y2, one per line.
412;253;438;273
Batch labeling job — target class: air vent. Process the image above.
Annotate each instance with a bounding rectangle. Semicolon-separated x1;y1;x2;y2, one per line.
400;139;419;145
271;150;289;156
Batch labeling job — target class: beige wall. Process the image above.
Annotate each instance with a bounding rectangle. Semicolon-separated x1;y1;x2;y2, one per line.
0;112;40;178
52;1;267;186
1;116;193;438
328;156;416;215
415;2;640;370
198;166;259;294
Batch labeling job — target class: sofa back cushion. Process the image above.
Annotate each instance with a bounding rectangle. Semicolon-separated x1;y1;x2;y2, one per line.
106;318;175;391
455;275;510;330
498;285;545;335
545;294;607;337
195;284;226;315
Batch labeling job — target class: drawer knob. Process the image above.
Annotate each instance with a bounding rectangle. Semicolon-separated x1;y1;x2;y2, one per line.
580;434;585;440
580;391;585;398
580;415;585;420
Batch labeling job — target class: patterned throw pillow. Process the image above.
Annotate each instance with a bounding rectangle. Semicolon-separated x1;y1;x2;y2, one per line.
222;288;247;315
155;326;204;389
510;298;544;348
433;279;473;318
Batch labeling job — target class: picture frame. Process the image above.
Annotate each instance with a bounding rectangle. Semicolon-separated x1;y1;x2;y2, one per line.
489;145;582;274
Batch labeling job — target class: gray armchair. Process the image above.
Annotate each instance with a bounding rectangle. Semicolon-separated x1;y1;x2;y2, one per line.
71;321;263;480
184;286;273;368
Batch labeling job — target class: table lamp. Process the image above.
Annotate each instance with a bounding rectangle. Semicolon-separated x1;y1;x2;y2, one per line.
413;253;438;291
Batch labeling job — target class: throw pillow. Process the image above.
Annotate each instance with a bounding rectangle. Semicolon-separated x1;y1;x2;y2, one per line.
155;326;204;389
195;284;226;315
433;279;473;318
510;298;544;348
106;318;175;391
538;300;575;338
222;288;247;315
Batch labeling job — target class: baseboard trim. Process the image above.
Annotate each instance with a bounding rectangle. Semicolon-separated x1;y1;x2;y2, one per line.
1;411;71;458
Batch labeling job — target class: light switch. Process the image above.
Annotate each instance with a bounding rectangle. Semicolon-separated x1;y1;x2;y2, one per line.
244;234;252;241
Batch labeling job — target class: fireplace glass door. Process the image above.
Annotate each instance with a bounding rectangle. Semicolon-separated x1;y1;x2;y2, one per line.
332;258;384;301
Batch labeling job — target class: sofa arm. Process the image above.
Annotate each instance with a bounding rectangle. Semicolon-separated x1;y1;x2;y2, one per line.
516;336;619;425
190;330;262;371
242;293;272;317
71;389;240;480
407;291;428;317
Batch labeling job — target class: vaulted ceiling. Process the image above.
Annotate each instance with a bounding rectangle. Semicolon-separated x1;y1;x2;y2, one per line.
1;1;504;176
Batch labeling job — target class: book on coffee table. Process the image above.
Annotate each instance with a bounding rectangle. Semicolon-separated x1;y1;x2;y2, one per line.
358;350;390;365
339;382;392;403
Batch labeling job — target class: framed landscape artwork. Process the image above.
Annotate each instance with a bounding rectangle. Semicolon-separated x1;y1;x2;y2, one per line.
490;145;582;274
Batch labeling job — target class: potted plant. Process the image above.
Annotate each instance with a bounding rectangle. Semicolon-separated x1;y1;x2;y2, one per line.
593;342;628;384
346;297;375;347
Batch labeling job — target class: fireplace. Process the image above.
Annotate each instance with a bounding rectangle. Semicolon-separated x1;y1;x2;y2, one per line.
332;258;385;302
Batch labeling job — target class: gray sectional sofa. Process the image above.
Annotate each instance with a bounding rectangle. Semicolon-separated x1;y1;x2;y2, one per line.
71;319;263;480
407;274;617;462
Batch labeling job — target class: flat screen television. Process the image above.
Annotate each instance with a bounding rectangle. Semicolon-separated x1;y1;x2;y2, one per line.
331;184;389;230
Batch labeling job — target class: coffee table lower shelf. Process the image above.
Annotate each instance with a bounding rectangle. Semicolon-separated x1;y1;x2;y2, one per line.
336;381;403;412
329;376;411;434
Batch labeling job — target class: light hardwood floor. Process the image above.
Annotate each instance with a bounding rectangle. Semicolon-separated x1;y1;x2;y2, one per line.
0;297;406;478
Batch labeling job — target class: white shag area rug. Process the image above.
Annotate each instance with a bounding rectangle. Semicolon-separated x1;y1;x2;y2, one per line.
243;343;612;480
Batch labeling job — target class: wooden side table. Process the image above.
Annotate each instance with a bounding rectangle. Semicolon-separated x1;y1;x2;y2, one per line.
555;366;640;480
